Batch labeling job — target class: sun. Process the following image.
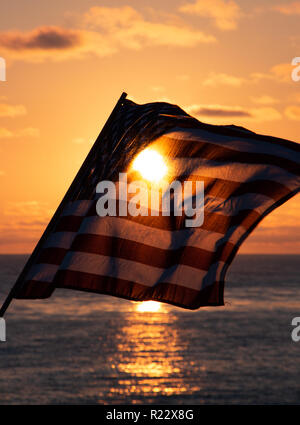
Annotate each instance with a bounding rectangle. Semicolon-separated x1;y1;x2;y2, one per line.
132;148;167;182
136;301;162;312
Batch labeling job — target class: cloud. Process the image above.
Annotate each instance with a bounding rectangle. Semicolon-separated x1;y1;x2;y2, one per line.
273;2;300;15
0;201;54;252
0;128;14;139
151;85;166;92
4;200;53;218
202;63;294;89
0;7;215;62
84;6;216;48
238;194;300;253
270;63;293;82
285;105;300;120
202;72;245;87
240;228;300;253
187;104;251;118
0;233;39;247
0;127;40;139
0;26;81;51
0;103;27;117
250;95;279;105
18;127;40;137
241;106;282;122
2;201;53;232
179;0;241;30
252;63;293;83
186;104;281;124
0;26;109;62
255;196;300;229
248;227;300;243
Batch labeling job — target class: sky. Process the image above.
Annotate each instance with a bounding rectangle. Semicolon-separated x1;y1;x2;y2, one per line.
0;0;299;254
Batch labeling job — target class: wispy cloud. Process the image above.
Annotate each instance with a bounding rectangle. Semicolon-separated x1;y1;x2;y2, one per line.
202;63;295;89
84;6;216;48
3;201;53;225
202;72;245;87
0;6;216;62
186;103;281;123
187;104;251;118
0;103;27;117
250;95;279;105
0;128;14;139
269;63;294;82
18;127;40;138
273;2;300;15
239;224;300;253
179;0;241;30
285;105;300;120
252;63;293;83
0;127;40;139
0;26;104;62
0;201;53;252
150;86;166;94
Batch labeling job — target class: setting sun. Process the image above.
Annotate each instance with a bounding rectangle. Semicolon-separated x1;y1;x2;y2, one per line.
132;148;168;182
136;301;162;312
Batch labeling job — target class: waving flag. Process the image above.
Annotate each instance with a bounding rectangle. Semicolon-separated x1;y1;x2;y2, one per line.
3;92;300;311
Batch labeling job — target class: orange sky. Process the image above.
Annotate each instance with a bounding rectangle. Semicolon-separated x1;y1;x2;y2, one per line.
0;0;299;254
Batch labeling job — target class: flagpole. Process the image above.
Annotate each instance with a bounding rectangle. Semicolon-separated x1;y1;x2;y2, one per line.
0;91;128;318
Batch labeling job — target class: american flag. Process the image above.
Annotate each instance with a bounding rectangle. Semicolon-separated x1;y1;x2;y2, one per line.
13;93;300;309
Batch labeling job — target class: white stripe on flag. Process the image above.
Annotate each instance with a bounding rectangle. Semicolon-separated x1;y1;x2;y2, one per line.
60;251;225;290
78;216;244;251
165;129;300;163
169;159;300;189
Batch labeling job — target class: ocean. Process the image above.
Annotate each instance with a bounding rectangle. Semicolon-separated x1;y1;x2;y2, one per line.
0;254;299;405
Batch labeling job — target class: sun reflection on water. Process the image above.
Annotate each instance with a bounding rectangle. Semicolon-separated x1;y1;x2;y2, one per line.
135;301;162;313
100;306;202;403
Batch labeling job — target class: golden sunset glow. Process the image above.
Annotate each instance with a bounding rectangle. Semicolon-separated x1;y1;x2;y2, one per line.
132;148;168;182
136;301;162;313
0;1;299;254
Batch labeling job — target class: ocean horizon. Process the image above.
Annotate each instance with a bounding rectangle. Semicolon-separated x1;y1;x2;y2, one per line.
0;254;299;405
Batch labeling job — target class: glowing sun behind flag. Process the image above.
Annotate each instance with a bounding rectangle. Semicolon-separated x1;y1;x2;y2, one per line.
132;148;168;182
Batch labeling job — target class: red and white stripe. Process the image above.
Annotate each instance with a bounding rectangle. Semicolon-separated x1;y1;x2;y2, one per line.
15;108;300;309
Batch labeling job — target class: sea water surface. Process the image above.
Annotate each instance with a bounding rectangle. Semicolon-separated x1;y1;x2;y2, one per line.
0;254;299;405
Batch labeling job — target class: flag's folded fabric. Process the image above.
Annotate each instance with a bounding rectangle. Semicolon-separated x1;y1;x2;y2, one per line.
14;97;300;309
